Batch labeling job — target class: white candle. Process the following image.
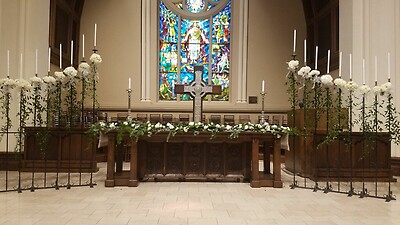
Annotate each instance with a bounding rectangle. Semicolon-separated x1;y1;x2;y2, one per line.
349;53;352;80
7;50;9;77
327;49;330;73
59;43;62;69
48;47;51;72
261;80;265;92
82;34;85;58
304;39;307;65
388;52;391;80
35;49;38;75
70;40;74;65
20;53;23;79
362;59;366;85
293;29;296;53
128;77;131;89
374;56;378;82
339;52;342;77
315;46;318;70
94;24;97;48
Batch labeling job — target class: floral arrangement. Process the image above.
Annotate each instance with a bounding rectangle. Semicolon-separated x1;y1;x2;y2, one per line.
321;74;333;86
87;121;291;144
78;62;91;77
90;53;102;65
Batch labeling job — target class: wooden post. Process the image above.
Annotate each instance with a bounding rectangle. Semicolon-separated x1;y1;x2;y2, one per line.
105;134;115;187
128;139;138;187
250;138;260;188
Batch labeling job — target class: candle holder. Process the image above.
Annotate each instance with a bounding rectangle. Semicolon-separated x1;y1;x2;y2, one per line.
259;91;266;123
127;88;132;121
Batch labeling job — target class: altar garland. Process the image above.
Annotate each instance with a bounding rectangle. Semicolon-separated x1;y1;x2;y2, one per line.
87;121;292;144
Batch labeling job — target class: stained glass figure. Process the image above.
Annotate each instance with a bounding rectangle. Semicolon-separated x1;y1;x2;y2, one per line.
159;0;231;101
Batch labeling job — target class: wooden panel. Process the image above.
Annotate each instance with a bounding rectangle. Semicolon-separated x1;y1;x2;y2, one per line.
206;143;224;175
166;143;184;175
185;143;204;175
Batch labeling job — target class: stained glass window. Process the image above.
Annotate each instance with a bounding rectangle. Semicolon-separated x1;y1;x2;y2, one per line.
159;0;231;101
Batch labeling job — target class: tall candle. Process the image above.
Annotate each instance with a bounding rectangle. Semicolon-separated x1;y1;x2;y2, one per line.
388;52;391;80
304;39;307;65
327;49;330;73
339;52;342;77
94;24;97;48
261;80;265;92
362;59;366;85
70;40;74;65
20;53;23;79
82;34;85;58
7;50;9;77
374;56;378;82
48;47;51;72
315;46;318;70
59;43;62;69
349;53;352;80
35;49;38;75
128;77;131;89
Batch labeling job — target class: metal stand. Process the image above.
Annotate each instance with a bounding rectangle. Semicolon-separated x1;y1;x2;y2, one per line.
127;88;132;121
259;91;266;123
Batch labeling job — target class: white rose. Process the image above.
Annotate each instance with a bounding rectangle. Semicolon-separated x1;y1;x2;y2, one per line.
123;121;128;125
308;70;320;78
14;79;31;91
189;121;194;126
226;125;232;130
78;62;91;76
382;82;392;91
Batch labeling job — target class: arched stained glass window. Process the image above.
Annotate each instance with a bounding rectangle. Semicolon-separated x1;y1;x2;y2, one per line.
159;0;231;101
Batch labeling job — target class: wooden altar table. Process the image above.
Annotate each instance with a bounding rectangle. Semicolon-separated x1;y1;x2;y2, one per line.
105;132;282;188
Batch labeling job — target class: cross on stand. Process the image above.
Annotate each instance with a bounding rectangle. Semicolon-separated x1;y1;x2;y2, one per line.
175;65;221;123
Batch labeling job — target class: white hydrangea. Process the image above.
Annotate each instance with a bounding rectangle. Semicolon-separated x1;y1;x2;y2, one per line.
321;74;333;86
30;76;43;88
63;66;78;78
0;78;16;89
359;84;371;95
382;82;392;91
14;79;31;91
166;122;174;129
287;60;299;71
54;71;66;81
78;62;91;76
345;81;359;91
309;70;320;78
334;78;347;88
42;76;57;85
297;66;311;78
90;53;102;64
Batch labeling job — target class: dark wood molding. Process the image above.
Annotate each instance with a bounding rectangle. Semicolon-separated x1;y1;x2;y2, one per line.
392;157;400;176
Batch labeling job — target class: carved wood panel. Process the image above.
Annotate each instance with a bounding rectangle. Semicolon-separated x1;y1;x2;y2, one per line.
145;142;163;175
185;143;204;175
205;143;224;175
226;143;243;174
166;143;184;174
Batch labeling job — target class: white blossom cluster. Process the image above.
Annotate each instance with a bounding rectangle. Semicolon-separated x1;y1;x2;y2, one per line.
321;74;333;86
90;53;102;65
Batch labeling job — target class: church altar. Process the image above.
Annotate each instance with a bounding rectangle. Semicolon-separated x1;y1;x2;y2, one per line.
105;131;283;188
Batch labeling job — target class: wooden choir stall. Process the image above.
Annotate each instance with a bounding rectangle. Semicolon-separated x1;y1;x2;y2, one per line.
105;131;283;188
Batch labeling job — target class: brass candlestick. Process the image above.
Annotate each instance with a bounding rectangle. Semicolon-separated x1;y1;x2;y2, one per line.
259;91;266;123
127;88;132;121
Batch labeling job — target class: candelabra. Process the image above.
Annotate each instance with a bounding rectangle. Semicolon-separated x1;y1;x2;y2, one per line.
259;91;266;123
127;88;132;121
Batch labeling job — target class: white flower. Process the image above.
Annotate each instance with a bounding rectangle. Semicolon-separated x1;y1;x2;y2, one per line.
54;71;65;81
155;122;162;129
166;122;174;129
183;127;189;132
204;125;209;130
99;122;106;127
123;121;128;125
189;121;194;126
0;78;16;91
63;66;78;78
359;84;371;95
287;60;299;71
382;82;392;91
14;79;31;91
309;70;320;78
271;124;278;130
298;66;311;77
109;123;116;129
30;76;43;88
244;125;249;130
226;125;232;130
42;76;57;85
90;53;102;64
345;81;359;91
216;124;221;128
321;74;333;86
334;78;346;88
78;62;91;76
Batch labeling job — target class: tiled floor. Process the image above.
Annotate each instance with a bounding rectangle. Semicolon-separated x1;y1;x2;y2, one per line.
0;163;399;225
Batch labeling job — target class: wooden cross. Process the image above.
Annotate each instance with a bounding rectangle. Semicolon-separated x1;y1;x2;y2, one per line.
175;65;222;123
